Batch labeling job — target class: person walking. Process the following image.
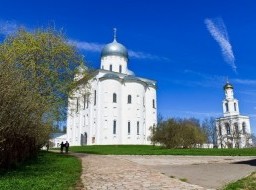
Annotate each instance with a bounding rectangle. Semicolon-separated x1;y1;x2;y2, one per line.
65;141;69;153
60;141;64;153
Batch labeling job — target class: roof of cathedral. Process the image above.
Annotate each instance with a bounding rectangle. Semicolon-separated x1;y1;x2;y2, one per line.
223;82;233;90
101;73;121;80
101;29;128;59
101;39;128;59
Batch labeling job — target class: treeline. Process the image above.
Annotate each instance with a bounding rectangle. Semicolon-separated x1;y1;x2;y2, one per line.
0;29;88;168
150;117;216;148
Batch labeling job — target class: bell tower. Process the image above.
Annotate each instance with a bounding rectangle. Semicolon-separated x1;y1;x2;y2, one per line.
222;81;239;117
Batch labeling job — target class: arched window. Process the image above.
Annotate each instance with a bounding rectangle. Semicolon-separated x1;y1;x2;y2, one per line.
110;64;113;71
218;125;222;136
94;90;96;105
128;121;131;135
153;99;155;108
128;95;132;104
234;123;239;134
113;120;116;134
76;97;79;112
225;123;230;135
113;93;117;103
225;103;229;112
242;122;246;134
83;95;86;109
119;65;122;73
137;121;140;135
234;103;237;111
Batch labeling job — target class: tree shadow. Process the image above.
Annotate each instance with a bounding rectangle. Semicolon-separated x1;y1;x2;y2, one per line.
232;159;256;166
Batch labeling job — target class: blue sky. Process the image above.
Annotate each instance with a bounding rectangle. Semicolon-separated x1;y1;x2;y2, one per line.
1;0;256;133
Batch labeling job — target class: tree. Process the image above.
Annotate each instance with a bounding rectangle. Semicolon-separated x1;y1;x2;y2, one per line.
0;28;89;168
202;117;216;147
150;118;207;148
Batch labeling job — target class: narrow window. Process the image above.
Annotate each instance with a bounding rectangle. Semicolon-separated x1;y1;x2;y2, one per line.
225;103;229;112
94;90;96;105
242;122;246;134
153;99;155;108
83;95;86;109
113;120;116;134
128;121;131;135
76;98;79;112
110;64;112;71
119;65;122;73
128;95;132;104
143;97;145;107
234;123;239;134
225;123;230;135
137;121;140;135
234;103;237;111
219;125;222;136
113;93;117;103
86;95;89;108
102;65;104;69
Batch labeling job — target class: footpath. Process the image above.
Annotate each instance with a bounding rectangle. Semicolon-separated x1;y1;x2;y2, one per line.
75;153;209;190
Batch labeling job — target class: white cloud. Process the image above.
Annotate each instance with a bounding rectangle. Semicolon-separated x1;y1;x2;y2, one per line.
233;79;256;85
69;39;169;61
0;19;169;61
68;40;103;52
205;18;237;72
128;50;169;61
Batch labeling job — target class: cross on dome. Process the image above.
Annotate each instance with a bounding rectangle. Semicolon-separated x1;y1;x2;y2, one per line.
113;28;117;41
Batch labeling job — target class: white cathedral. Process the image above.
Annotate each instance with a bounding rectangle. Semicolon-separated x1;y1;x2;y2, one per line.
216;82;252;148
66;32;157;146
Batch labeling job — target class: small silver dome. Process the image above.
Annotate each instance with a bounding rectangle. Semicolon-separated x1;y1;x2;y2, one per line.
223;82;233;90
101;39;128;59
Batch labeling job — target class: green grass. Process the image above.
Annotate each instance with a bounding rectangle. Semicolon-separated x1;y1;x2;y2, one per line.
223;172;256;190
0;151;82;190
70;145;256;156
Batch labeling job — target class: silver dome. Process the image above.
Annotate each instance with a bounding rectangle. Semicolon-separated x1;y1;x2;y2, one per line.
223;82;233;90
101;39;128;59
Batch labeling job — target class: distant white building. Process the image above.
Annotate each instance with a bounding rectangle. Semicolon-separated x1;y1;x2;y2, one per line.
216;82;252;148
49;133;67;148
66;32;157;146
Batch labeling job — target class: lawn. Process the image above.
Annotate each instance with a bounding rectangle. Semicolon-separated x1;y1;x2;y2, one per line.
223;172;256;190
70;145;256;156
0;151;82;190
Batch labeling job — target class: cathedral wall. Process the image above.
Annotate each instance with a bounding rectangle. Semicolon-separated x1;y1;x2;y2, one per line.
145;86;157;143
121;82;146;144
98;79;122;144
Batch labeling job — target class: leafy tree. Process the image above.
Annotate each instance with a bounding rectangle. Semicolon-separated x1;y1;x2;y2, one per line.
150;118;207;148
0;28;89;168
202;117;217;147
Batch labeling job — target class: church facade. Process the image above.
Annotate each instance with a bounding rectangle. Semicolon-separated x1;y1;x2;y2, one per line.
66;34;157;146
216;82;252;148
